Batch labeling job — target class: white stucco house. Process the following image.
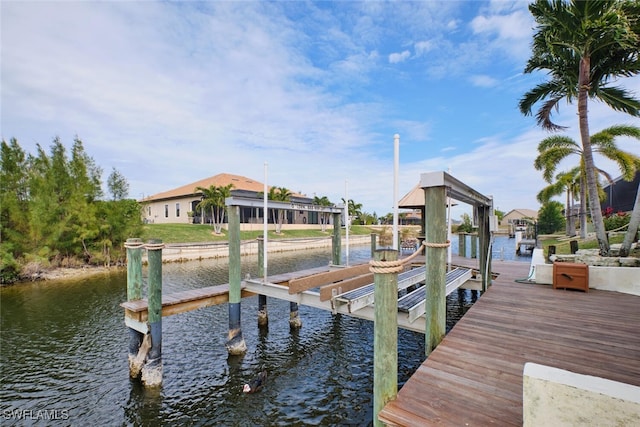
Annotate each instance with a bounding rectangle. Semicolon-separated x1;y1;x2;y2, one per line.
140;173;326;227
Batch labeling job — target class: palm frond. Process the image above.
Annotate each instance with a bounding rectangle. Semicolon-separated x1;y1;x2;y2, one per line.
594;86;640;117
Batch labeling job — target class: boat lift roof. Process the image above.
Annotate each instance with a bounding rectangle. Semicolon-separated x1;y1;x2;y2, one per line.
225;196;345;214
420;171;492;208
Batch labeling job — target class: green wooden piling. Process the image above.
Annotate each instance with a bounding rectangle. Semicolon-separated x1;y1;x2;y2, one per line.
424;186;447;355
126;238;144;379
257;237;268;327
419;207;426;247
226;205;246;355
332;212;341;265
471;234;478;259
370;233;377;257
373;249;399;427
477;205;492;291
458;233;466;258
142;239;163;387
126;238;143;301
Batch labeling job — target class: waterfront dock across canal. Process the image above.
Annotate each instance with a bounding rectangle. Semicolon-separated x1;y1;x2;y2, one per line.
379;256;640;426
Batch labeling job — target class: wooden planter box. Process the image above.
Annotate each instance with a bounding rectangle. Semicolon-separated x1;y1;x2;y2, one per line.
553;262;589;292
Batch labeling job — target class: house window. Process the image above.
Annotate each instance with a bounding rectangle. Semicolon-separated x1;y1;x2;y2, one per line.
148;206;151;216
176;203;180;217
164;204;169;218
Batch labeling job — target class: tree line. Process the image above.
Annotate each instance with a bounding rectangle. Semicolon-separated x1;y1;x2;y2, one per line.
1;137;142;283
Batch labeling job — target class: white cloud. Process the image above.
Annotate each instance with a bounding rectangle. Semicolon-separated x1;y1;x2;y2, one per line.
389;50;411;64
469;8;533;61
414;40;434;57
469;74;499;88
446;20;459;31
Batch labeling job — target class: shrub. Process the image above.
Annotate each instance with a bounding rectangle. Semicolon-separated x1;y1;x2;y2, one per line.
603;210;630;231
0;244;20;284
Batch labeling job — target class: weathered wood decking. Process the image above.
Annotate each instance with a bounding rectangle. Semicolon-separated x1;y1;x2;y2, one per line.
379;256;640;426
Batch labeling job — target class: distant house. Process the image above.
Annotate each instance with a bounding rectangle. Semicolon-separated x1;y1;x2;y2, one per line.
600;171;639;214
502;208;538;235
140;173;318;226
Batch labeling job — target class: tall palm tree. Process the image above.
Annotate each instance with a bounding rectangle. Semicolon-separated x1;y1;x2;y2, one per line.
213;184;234;234
313;195;333;232
195;184;234;234
520;0;640;255
195;185;216;226
534;125;640;238
265;187;291;233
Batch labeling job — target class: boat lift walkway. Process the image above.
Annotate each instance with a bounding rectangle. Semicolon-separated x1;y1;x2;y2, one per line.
244;263;472;334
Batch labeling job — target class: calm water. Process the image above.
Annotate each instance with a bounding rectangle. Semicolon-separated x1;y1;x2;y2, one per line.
452;234;531;262
0;241;509;426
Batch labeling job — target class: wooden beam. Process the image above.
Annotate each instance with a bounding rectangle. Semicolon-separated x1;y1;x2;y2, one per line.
121;285;252;322
288;263;370;294
319;272;373;301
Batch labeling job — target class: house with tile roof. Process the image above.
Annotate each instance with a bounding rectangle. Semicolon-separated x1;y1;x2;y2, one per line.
502;208;538;236
140;173;319;226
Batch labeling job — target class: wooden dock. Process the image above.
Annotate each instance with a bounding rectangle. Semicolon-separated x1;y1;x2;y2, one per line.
379;256;640;426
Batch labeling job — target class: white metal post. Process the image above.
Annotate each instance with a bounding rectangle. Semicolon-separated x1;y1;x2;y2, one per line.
393;134;399;250
263;162;268;283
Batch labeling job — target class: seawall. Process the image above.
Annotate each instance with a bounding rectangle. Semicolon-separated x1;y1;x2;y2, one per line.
145;235;373;262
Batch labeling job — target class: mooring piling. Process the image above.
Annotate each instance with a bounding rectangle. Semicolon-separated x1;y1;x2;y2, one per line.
125;238;144;379
371;249;400;427
226;205;247;355
332;212;341;265
370;233;377;257
289;301;302;329
470;234;478;259
424;185;448;355
140;239;163;387
257;237;268;327
458;233;466;258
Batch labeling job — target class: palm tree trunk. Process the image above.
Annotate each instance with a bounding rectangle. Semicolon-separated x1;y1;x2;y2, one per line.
578;56;609;255
579;174;587;239
565;188;571;236
568;188;576;237
620;182;640;257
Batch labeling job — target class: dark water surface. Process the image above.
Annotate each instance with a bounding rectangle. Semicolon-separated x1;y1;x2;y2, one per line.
1;241;514;426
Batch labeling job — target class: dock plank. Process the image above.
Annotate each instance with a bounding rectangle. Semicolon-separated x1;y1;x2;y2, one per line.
379;257;640;426
288;263;370;294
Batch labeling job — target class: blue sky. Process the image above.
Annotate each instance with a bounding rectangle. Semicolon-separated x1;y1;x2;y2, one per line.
2;1;639;219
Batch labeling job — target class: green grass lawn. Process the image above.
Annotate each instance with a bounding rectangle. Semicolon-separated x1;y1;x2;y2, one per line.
141;223;376;244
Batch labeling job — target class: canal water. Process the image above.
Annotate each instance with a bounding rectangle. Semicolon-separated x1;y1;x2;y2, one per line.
1;237;524;426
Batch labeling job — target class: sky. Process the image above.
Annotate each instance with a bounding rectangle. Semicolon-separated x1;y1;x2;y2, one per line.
2;0;639;220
